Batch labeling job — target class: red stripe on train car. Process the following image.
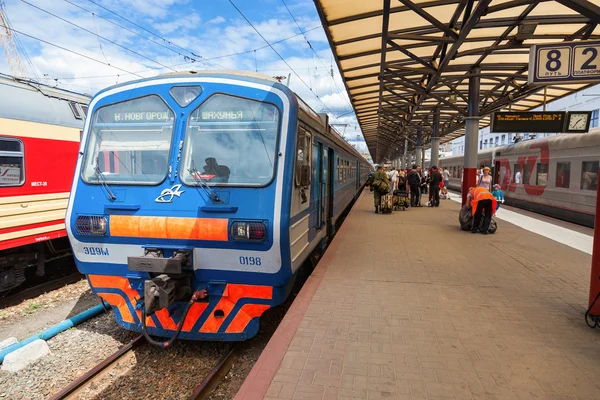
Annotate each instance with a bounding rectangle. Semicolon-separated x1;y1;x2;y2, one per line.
0;229;67;251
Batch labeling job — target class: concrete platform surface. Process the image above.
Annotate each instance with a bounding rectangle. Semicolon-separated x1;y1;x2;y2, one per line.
236;189;600;400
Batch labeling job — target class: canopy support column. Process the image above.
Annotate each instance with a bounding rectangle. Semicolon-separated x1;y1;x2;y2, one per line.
416;128;423;169
431;108;440;168
463;67;480;205
402;138;408;169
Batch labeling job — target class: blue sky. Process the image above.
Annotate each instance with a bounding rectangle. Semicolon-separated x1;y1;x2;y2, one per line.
0;0;368;154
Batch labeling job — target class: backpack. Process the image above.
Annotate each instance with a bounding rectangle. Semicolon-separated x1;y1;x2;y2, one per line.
373;179;390;194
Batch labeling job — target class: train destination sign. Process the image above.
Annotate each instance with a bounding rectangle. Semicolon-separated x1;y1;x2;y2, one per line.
491;112;566;133
529;40;600;84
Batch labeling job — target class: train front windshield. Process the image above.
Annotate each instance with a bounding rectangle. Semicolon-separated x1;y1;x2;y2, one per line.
81;95;175;184
180;94;279;186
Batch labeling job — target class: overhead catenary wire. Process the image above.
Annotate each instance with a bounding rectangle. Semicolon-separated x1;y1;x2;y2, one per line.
0;23;144;78
83;0;227;70
21;0;178;72
45;26;322;82
280;0;353;111
62;0;214;68
228;0;341;122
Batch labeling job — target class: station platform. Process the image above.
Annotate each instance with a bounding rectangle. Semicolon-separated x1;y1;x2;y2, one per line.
236;189;599;400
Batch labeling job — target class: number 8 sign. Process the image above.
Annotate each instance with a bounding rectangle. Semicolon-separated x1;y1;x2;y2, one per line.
529;41;600;84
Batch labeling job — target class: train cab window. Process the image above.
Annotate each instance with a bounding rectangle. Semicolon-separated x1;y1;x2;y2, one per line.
581;161;599;191
181;94;280;187
82;95;175;185
294;127;311;187
556;162;570;188
513;163;522;184
0;137;24;186
536;163;548;186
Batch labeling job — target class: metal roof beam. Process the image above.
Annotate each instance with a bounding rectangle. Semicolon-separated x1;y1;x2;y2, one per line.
556;0;600;24
388;33;455;43
397;0;459;39
387;39;438;73
375;0;392;162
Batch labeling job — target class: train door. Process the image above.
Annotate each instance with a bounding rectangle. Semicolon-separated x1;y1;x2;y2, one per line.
494;160;501;186
315;142;329;231
327;148;334;237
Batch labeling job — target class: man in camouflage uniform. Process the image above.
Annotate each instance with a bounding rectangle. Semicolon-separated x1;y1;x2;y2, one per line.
371;165;389;213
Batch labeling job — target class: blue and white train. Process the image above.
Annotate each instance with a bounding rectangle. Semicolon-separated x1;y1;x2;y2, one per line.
66;71;371;342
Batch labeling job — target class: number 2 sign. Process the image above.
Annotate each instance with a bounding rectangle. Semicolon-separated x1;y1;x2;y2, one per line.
529;41;600;84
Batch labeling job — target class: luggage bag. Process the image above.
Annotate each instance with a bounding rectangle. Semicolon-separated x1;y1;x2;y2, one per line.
380;194;393;214
459;205;497;233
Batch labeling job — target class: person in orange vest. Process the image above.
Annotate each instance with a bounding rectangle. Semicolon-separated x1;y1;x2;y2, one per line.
467;186;497;234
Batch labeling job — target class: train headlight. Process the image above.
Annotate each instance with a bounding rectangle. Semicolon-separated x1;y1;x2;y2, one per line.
230;221;267;242
75;216;108;235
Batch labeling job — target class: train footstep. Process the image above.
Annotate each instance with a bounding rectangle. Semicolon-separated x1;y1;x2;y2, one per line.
1;339;49;373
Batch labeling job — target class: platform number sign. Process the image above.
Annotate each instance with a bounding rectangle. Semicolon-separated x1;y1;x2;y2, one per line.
529;41;600;84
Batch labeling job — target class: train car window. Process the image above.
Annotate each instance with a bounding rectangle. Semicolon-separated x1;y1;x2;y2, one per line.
181;94;280;187
581;161;599;191
513;164;521;184
555;162;570;188
536;163;548;186
82;95;175;185
0;137;24;187
294;126;311;187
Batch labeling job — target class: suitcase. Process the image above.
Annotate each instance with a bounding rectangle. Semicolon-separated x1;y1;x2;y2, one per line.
393;190;409;210
380;194;393;214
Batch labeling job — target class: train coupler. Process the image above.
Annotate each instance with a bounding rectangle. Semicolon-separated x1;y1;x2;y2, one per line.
143;274;192;316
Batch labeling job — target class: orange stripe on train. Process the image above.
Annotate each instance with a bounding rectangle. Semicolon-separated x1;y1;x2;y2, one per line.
109;216;229;241
200;284;273;333
226;304;270;333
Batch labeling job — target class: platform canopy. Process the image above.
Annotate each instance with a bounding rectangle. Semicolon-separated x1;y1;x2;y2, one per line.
314;0;600;162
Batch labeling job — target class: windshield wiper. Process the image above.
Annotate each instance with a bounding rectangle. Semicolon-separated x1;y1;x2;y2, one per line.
189;161;220;203
94;156;117;201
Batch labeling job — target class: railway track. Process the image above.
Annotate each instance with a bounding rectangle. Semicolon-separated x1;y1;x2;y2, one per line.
0;272;84;309
48;335;238;400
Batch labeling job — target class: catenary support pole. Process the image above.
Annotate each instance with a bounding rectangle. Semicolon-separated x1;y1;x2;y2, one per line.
431;108;440;167
462;67;480;205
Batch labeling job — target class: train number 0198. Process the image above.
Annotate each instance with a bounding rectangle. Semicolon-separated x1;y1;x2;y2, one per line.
239;256;262;266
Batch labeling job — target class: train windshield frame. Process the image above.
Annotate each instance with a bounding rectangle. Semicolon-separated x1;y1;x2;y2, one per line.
180;94;280;187
81;95;175;185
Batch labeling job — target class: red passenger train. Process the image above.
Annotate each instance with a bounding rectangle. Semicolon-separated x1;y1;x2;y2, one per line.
0;74;90;294
435;129;600;227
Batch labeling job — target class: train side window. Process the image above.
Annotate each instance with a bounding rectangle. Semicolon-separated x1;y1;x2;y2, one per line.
295;127;311;187
536;163;548;186
513;163;521;183
581;161;599;191
556;162;570;189
0;137;25;187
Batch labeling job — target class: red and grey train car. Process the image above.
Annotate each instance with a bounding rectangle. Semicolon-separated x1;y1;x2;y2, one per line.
435;129;600;227
0;74;90;293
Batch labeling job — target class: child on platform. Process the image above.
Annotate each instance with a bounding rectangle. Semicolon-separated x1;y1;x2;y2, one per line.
491;184;504;211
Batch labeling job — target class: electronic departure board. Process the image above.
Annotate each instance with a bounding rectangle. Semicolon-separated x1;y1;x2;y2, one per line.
491;112;566;133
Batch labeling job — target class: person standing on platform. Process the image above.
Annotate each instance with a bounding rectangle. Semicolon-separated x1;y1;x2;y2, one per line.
371;165;389;214
429;166;443;207
398;170;407;191
467;186;497;234
389;167;399;193
491;184;504;211
408;165;421;207
476;166;493;191
442;167;450;189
